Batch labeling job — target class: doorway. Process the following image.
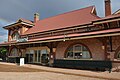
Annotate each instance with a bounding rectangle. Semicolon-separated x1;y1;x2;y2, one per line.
34;50;41;63
26;49;49;64
26;54;33;63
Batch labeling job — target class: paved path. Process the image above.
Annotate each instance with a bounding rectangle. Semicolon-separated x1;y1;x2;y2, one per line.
0;64;44;72
0;62;120;80
0;72;105;80
24;64;120;80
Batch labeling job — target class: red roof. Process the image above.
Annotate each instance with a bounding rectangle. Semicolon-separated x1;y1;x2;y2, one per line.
24;6;100;35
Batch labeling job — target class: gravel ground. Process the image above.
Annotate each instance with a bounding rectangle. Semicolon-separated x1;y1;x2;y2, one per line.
0;72;106;80
0;64;106;80
0;64;45;72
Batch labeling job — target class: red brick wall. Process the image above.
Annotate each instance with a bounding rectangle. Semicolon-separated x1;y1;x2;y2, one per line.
112;36;120;51
56;38;105;60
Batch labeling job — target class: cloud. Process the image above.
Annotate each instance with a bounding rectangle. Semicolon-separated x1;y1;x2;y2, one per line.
0;34;7;42
0;0;103;21
0;0;120;21
0;18;14;42
0;0;120;42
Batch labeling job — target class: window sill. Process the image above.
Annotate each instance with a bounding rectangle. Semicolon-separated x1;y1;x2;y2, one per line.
114;59;120;61
63;58;92;60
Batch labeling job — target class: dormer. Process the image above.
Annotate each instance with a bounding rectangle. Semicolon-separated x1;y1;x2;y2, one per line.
3;18;34;42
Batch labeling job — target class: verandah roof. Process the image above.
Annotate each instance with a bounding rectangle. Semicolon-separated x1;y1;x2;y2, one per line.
1;28;120;46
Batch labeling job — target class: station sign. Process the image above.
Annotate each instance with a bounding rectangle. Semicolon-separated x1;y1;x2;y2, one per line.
17;37;28;42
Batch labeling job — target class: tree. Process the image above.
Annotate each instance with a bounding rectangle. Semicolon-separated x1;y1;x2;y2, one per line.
0;47;7;61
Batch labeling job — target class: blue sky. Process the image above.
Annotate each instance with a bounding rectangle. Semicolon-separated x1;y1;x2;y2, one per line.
0;0;120;42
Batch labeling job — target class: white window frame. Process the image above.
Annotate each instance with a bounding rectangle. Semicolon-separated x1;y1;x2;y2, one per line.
66;44;91;59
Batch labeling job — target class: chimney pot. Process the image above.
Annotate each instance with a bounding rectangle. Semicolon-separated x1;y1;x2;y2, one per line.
34;13;39;23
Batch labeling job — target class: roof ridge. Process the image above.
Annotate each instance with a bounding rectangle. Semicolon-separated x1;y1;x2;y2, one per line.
17;18;34;25
19;18;33;22
55;6;94;16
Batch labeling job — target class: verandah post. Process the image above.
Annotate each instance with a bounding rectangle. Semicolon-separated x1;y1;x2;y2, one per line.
49;42;54;66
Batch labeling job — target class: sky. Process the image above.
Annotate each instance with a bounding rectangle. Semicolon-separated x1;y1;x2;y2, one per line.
0;0;120;42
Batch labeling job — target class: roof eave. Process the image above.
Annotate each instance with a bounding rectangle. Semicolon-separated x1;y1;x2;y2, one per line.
3;21;34;30
3;22;21;30
22;22;93;36
93;16;120;24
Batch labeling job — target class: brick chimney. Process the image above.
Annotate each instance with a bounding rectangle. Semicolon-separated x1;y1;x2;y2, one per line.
34;13;39;23
105;0;111;16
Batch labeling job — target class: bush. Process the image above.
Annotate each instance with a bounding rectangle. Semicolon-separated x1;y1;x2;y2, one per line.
0;47;7;61
0;48;7;54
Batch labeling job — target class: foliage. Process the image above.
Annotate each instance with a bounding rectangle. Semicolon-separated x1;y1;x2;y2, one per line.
0;47;7;55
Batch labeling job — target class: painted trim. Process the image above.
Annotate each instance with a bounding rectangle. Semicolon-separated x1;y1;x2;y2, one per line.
93;19;120;25
26;46;50;52
11;31;19;36
3;23;21;29
10;31;20;41
112;61;120;63
3;21;34;30
91;6;95;13
21;22;34;26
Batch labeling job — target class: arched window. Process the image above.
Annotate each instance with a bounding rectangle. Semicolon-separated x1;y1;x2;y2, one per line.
11;48;19;57
12;32;19;40
114;46;120;59
117;51;120;59
65;44;91;59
